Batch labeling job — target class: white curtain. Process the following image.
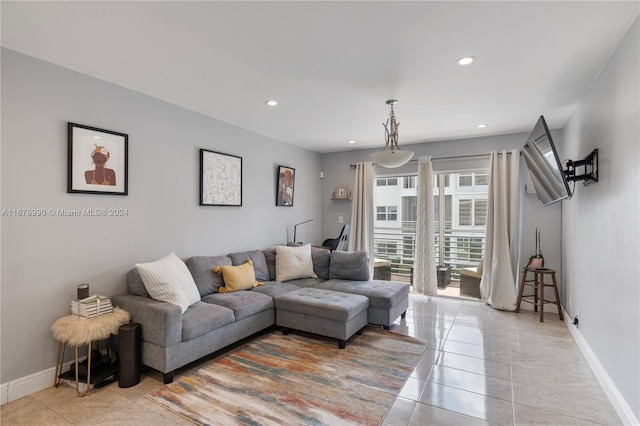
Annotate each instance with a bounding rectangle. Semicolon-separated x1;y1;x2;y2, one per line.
413;156;438;296
480;149;520;310
348;162;375;277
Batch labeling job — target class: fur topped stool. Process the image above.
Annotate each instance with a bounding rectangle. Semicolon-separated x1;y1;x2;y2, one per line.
51;307;130;396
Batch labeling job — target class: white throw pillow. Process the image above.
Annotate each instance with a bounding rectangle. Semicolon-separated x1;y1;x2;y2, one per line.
275;244;317;282
136;252;201;313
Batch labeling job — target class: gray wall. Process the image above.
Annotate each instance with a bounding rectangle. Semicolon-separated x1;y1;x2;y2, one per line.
562;17;639;419
0;49;322;383
320;132;564;289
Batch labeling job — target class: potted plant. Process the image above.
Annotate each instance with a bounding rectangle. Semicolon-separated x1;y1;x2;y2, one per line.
527;227;544;270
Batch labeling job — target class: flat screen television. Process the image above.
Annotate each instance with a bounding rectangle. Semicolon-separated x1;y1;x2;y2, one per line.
522;115;571;206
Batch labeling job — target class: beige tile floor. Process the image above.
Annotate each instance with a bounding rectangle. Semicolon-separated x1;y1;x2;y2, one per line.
1;293;620;425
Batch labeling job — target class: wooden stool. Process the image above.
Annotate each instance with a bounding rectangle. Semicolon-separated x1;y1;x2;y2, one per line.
516;268;563;322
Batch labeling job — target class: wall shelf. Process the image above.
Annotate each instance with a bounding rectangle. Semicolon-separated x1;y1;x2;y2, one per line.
332;186;351;200
331;191;352;201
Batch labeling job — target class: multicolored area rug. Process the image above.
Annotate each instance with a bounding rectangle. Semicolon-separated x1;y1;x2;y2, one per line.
147;327;426;425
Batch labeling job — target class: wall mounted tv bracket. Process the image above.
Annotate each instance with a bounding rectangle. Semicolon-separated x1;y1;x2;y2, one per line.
564;148;598;186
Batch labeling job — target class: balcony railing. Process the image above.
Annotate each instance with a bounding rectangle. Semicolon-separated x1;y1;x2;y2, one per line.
374;222;484;282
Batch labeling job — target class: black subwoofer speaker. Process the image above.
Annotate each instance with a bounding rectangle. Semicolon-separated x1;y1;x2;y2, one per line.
118;322;141;388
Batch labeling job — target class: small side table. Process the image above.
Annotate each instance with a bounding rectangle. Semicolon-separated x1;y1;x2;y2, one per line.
515;268;563;322
51;308;130;396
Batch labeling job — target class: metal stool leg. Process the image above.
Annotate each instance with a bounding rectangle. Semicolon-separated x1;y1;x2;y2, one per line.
54;342;65;387
74;342;92;397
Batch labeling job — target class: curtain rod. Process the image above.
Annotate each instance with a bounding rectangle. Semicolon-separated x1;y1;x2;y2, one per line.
349;151;513;168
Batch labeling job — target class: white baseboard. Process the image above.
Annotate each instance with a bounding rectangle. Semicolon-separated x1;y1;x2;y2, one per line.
0;382;8;405
563;307;639;426
0;361;74;406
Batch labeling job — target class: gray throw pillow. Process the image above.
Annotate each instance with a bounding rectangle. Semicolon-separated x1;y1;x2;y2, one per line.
311;248;331;280
127;268;151;298
329;251;370;281
263;249;277;281
228;250;270;282
186;256;232;296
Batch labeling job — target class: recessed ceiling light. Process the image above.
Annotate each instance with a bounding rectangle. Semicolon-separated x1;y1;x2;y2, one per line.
457;56;476;66
265;100;278;106
477;124;487;128
348;140;356;144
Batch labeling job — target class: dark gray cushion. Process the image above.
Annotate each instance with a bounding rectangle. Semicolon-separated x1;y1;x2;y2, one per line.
250;281;300;299
181;301;235;341
229;250;270;282
283;277;327;288
127;268;151;298
274;288;369;322
329;251;370;281
202;291;273;321
311;248;331;280
263;249;277;281
186;256;232;297
317;279;409;309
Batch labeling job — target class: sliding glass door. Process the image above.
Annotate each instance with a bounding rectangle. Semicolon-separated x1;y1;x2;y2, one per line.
373;171;488;291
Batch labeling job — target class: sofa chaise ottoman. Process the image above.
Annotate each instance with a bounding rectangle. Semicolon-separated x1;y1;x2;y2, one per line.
275;288;369;348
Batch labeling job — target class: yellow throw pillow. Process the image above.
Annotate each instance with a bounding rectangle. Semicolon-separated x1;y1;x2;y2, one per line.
213;259;263;293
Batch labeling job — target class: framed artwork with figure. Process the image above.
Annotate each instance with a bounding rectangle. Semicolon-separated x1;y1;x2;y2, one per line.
276;165;295;206
200;149;242;206
67;122;128;195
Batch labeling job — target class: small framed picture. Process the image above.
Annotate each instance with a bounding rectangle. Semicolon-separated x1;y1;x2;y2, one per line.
200;149;242;206
335;185;348;199
67;122;128;195
276;166;295;206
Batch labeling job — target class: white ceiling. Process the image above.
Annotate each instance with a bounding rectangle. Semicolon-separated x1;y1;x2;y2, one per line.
2;1;638;153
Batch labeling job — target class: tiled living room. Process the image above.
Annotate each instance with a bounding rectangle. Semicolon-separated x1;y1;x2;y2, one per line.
1;2;639;425
0;294;621;425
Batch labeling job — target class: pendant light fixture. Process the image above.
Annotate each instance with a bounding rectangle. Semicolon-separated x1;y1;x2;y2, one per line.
371;99;414;168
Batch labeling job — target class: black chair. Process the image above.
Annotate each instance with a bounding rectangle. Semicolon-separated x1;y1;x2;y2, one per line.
322;224;349;251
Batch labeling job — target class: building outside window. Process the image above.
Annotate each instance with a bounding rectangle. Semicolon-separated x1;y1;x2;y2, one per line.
475;200;487;226
475;174;489;186
376;177;398;186
458;198;487;227
376;206;398;221
403;176;416;189
459;174;473;186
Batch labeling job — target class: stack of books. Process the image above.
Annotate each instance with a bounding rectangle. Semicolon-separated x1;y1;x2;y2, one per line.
71;295;113;318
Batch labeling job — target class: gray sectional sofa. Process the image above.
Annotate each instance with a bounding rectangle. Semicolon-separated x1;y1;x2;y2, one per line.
112;247;409;384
